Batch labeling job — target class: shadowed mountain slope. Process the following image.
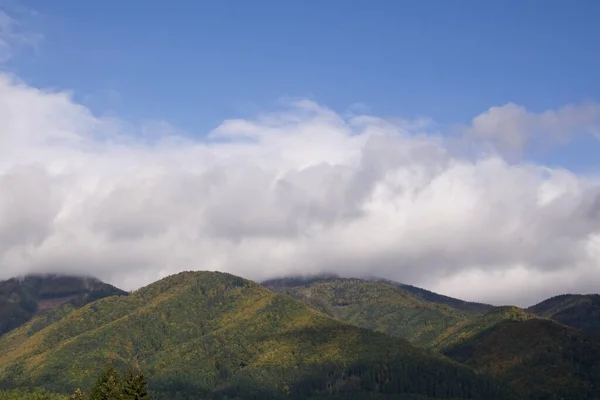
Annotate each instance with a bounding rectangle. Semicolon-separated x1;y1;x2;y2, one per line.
0;274;127;336
527;294;600;333
0;271;513;400
443;318;600;399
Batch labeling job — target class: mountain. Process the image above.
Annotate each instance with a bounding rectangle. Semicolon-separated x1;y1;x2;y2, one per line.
433;306;535;351
366;278;493;314
443;318;600;399
264;276;600;398
263;276;483;347
0;274;127;336
527;294;600;333
0;271;512;400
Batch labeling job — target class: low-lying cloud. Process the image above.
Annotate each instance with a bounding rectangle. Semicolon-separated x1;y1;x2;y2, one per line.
0;72;599;306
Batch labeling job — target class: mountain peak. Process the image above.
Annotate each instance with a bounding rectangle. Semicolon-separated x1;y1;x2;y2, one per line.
0;269;514;400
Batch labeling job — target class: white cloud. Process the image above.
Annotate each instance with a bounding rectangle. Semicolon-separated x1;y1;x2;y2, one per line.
0;71;599;306
467;102;600;154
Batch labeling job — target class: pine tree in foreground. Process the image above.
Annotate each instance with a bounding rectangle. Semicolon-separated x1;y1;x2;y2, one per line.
122;367;149;400
89;365;124;400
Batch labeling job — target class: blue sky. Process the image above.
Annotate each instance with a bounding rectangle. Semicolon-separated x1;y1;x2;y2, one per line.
7;1;600;161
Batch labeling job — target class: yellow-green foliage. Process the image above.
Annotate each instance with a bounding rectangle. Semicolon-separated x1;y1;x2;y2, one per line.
433;306;534;350
265;277;477;347
0;271;511;400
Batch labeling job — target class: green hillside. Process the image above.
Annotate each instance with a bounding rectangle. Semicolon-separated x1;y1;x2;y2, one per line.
527;294;600;333
263;276;479;347
0;275;127;336
0;388;69;400
0;271;512;400
433;306;535;350
369;279;493;314
443;318;600;399
263;277;600;398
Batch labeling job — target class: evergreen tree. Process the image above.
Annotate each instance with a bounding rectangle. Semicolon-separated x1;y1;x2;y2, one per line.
89;365;123;400
122;367;149;400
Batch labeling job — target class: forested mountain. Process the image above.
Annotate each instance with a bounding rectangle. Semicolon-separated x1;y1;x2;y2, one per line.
527;294;600;333
263;276;485;347
0;271;598;399
0;274;127;336
264;275;600;399
0;271;512;400
367;278;493;314
433;306;535;350
443;318;600;399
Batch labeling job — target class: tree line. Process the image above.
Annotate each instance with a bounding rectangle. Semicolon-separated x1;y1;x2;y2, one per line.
0;365;149;400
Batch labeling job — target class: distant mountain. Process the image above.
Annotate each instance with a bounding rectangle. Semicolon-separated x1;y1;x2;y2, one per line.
527;294;600;333
0;274;127;336
263;276;480;347
0;271;512;400
443;318;600;399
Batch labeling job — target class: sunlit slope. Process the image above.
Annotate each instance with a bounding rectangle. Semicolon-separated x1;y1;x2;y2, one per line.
264;276;479;347
0;271;512;400
433;306;534;350
372;279;492;314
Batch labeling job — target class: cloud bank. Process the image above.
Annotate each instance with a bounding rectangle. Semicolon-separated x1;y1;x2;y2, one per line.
0;72;599;306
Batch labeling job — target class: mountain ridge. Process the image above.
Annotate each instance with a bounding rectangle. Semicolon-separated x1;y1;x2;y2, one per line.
363;277;493;314
527;293;600;333
263;273;493;314
0;271;513;400
1;271;598;399
264;275;492;347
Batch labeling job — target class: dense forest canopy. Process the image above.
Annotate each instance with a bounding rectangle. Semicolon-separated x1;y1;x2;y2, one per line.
0;272;597;399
